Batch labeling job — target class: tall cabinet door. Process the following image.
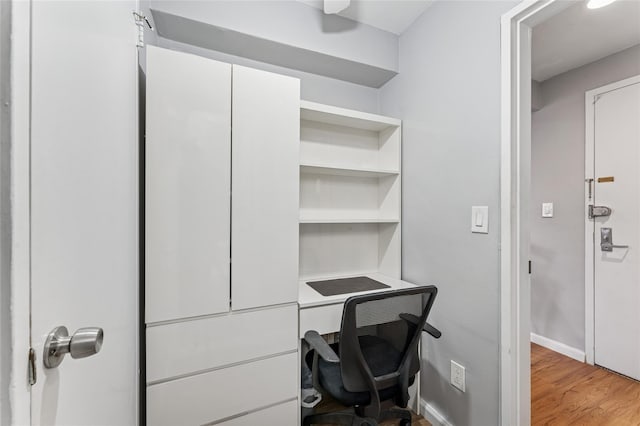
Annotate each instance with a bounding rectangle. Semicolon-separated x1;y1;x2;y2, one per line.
231;66;300;310
146;46;232;323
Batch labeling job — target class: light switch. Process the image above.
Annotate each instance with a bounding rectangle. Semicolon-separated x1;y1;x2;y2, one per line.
471;206;489;234
542;202;553;218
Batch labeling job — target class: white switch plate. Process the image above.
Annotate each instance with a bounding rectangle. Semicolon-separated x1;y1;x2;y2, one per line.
471;206;488;233
451;360;466;392
542;202;553;218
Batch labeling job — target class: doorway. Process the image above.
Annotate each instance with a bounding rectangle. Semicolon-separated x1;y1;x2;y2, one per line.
530;62;640;424
501;0;640;424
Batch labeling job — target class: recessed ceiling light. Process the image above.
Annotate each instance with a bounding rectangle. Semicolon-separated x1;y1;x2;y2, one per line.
587;0;617;9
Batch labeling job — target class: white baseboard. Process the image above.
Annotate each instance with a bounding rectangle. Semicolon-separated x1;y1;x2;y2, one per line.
530;333;585;362
420;399;453;426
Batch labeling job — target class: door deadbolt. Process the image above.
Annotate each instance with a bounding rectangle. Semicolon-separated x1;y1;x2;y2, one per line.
43;326;104;368
589;205;612;219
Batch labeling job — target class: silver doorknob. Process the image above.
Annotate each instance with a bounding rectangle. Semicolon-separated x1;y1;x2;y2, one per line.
43;326;104;368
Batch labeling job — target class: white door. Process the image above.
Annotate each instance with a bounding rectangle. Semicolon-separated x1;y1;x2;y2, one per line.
30;2;139;425
592;79;640;380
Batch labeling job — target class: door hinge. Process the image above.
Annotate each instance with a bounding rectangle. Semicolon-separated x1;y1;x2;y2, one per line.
132;11;153;48
28;348;37;386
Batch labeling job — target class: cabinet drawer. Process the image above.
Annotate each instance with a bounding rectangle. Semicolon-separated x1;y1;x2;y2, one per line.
147;304;297;382
147;353;297;426
299;303;344;338
220;399;298;425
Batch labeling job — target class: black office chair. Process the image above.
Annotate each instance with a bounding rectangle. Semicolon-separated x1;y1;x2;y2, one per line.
303;286;441;426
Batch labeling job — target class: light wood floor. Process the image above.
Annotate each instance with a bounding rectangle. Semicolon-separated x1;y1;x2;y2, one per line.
532;343;640;425
312;397;430;425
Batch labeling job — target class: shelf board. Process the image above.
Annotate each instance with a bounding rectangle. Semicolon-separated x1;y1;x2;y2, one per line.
299;217;400;224
300;163;399;178
300;100;401;132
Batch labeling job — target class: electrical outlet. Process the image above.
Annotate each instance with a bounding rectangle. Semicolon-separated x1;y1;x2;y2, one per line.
450;360;466;392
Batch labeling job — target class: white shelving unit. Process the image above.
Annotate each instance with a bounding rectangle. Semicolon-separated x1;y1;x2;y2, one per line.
297;103;422;413
299;100;402;288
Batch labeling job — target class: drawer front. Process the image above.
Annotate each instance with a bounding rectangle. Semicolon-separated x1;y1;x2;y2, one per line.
147;353;297;426
299;303;344;338
147;304;298;382
220;400;298;425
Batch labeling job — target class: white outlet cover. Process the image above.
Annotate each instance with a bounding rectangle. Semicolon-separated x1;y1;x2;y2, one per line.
450;360;466;392
542;202;553;218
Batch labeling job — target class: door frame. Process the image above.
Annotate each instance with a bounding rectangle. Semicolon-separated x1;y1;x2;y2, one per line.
499;1;574;424
584;75;640;365
5;0;32;424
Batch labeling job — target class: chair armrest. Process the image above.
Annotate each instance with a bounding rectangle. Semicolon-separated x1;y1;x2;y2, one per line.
400;313;442;339
304;330;340;363
423;322;442;339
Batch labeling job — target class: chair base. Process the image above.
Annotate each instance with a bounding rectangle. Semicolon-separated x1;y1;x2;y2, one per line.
303;407;412;426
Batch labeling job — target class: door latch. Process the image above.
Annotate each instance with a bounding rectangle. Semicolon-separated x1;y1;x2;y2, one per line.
28;348;37;386
600;227;629;252
589;205;612;219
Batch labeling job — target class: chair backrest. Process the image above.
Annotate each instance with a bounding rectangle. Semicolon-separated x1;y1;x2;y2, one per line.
338;286;438;401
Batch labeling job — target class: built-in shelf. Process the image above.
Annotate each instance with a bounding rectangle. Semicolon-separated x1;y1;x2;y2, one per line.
300;163;399;178
298;102;401;288
299;217;400;224
300;100;401;132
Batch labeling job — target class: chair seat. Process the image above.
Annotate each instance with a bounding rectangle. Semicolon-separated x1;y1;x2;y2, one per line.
317;335;415;407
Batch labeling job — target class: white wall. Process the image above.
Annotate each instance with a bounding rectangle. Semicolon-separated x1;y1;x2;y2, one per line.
530;44;640;351
380;2;517;425
0;1;10;424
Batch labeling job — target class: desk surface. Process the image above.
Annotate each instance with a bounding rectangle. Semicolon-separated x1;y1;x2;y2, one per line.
298;272;418;308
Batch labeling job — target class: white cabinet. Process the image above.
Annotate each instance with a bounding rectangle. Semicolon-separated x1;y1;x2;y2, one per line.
145;47;299;425
231;66;300;310
145;46;232;323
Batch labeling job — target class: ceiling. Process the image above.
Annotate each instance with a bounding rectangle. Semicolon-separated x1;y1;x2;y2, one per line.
532;0;640;82
296;0;434;35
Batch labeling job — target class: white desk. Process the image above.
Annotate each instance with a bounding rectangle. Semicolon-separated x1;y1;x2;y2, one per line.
298;273;417;338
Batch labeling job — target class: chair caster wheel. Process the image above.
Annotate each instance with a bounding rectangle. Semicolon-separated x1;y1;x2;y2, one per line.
400;420;411;426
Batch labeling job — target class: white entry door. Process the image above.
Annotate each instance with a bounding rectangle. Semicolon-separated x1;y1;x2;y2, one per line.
29;2;138;425
591;77;640;380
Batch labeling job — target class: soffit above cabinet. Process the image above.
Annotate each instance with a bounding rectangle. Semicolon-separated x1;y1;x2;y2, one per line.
148;1;399;88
